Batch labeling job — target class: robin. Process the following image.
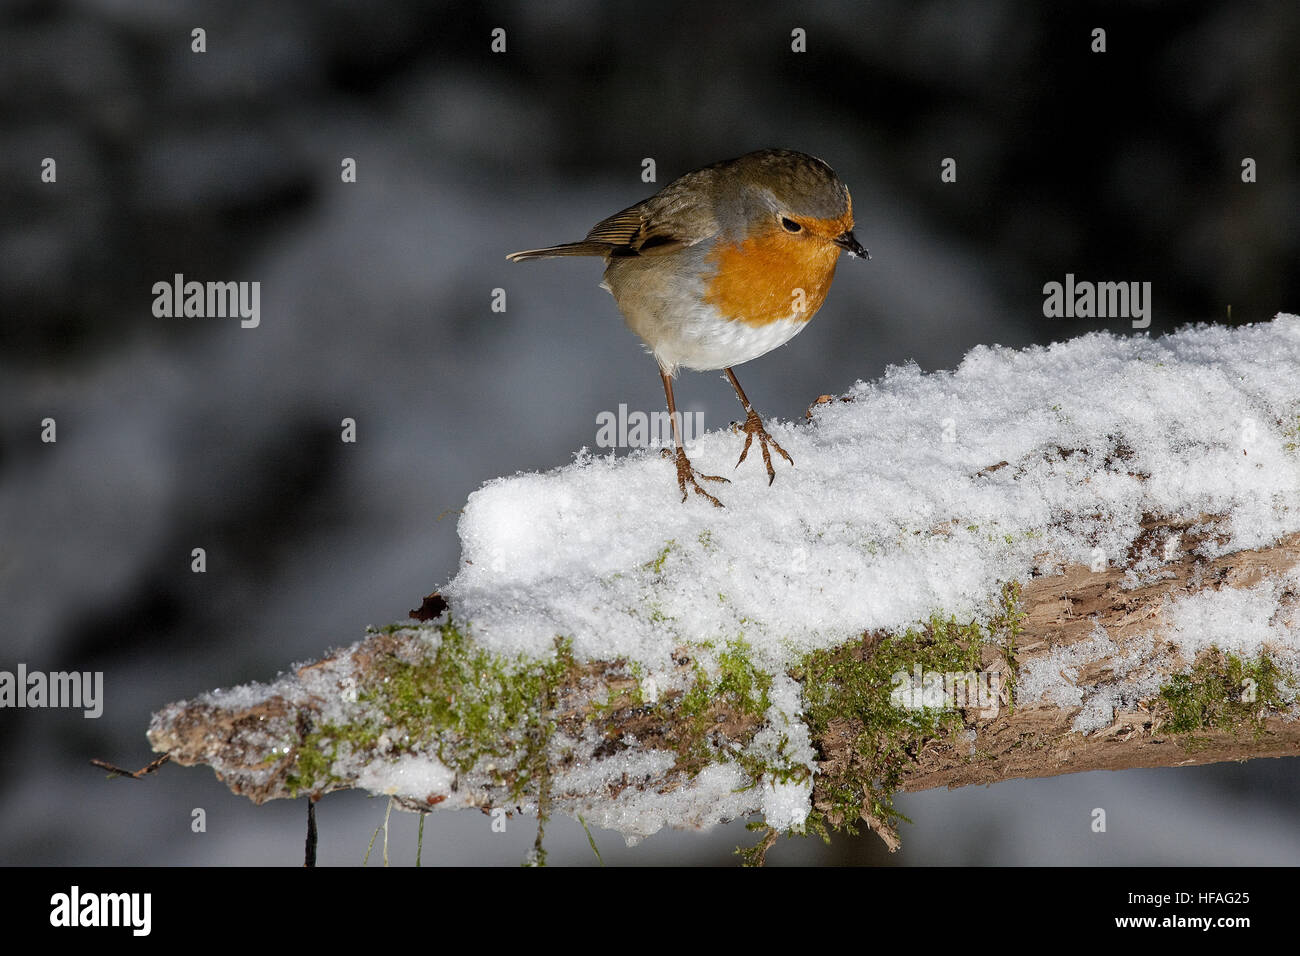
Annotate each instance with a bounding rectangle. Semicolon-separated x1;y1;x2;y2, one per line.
507;148;868;507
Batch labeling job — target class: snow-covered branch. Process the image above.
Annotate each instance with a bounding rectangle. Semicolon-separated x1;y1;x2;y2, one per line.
149;317;1300;853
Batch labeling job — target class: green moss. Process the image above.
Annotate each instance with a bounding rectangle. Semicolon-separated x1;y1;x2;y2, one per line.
285;724;345;795
716;639;773;716
285;624;576;804
661;637;774;773
591;662;648;719
988;580;1022;711
1158;647;1293;741
735;823;779;867
793;581;1023;844
281;584;1032;860
1283;415;1300;453
589;637;802;800
646;540;675;575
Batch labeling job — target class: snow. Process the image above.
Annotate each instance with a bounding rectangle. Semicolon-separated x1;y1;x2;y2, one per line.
434;315;1300;829
156;317;1300;840
753;672;816;829
565;760;756;845
445;316;1300;674
1017;624;1174;733
762;779;812;832
1017;561;1300;735
1166;565;1300;660
356;753;456;800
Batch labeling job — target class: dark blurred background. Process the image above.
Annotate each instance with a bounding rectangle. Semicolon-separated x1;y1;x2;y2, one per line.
2;0;1298;866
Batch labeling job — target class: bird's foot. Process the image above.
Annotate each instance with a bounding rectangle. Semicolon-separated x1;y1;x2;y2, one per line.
662;447;728;507
732;409;794;485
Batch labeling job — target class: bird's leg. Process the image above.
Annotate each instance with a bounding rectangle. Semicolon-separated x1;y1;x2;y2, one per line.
723;367;793;485
660;369;727;507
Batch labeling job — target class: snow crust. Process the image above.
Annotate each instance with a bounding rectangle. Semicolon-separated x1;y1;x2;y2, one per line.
356;753;456;799
1017;624;1174;733
446;317;1300;673
166;319;1300;840
434;317;1300;828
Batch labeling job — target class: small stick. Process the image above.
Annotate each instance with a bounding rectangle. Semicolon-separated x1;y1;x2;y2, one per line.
91;753;170;780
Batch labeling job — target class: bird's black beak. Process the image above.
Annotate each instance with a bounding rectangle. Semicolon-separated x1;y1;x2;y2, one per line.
833;231;870;260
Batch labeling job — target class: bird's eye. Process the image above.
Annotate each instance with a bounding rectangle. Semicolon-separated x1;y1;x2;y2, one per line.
780;216;802;233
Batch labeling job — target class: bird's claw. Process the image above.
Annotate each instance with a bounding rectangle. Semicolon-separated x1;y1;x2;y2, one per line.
733;410;794;485
662;447;728;507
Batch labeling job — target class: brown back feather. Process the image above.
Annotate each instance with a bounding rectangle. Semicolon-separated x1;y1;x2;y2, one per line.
505;242;617;261
508;188;713;262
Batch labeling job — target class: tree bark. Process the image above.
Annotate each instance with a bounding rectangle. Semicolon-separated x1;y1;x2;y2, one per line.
147;522;1300;844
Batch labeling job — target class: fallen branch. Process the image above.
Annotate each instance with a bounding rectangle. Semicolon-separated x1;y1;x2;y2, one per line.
147;317;1300;852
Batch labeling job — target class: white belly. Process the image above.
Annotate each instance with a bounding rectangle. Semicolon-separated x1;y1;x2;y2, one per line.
638;303;810;374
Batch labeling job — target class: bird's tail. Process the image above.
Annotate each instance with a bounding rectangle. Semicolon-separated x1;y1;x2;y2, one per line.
506;241;613;262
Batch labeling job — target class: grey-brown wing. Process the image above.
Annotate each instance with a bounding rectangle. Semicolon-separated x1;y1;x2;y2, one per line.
508;172;720;261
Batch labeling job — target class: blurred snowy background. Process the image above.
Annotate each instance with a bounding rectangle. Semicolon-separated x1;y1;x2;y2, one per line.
2;0;1298;865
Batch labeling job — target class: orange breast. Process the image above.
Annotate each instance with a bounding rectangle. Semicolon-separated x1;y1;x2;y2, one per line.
702;225;843;327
